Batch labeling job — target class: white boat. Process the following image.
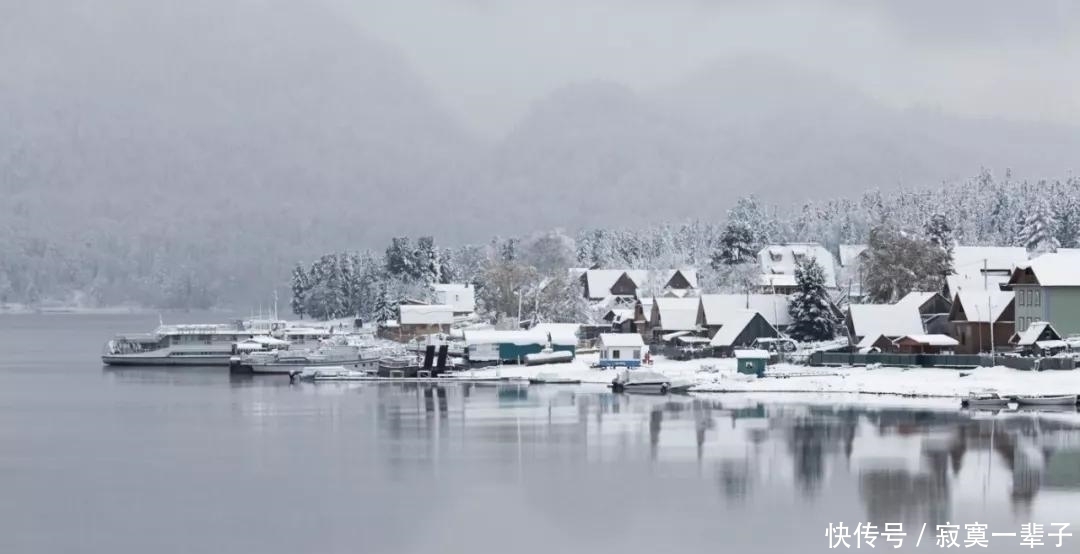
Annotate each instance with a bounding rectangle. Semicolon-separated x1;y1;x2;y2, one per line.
102;318;283;366
610;370;671;394
1013;394;1078;407
961;392;1011;408
237;344;380;375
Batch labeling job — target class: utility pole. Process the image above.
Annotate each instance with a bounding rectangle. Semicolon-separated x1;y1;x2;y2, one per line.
985;258;996;359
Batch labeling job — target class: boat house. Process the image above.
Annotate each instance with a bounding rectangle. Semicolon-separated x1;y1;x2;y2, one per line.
597;333;645;368
463;329;573;365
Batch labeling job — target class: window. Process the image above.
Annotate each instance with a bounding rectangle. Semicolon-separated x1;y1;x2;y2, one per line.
632;349;640;359
612;349;621;359
1035;289;1041;306
1019;289;1027;306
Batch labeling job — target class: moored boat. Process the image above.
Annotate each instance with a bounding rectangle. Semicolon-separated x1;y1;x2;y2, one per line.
528;372;581;385
961;392;1011;408
610;370;671;394
1012;394;1078;407
102;318;283;366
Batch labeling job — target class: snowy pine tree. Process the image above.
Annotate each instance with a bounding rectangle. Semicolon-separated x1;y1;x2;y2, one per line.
372;280;397;324
1019;194;1059;257
414;236;439;284
787;257;837;342
711;222;756;267
924;213;954;274
289;263;309;319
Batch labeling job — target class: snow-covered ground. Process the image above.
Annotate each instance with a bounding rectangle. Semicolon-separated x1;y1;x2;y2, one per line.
457;353;1080;399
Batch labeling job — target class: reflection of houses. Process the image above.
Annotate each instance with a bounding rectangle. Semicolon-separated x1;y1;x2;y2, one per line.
758;243;838;294
947;290;1014;354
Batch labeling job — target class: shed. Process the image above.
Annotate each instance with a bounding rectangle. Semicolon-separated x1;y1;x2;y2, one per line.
597;333;645;368
893;334;959;354
734;349;769;377
1011;321;1063;350
856;333;894;353
846;303;924;342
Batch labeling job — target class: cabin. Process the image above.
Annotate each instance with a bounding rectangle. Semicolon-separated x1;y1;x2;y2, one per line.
757;243;838;294
845;303;924;344
893;334;959;354
948;290;1014;355
463;329;574;365
1010;321;1066;356
580;268;698;301
394;304;455;341
698;294;792;333
648;297;702;342
597;333;645;368
856;333;895;353
734;349;769;377
432;283;476;315
896;291;953;335
708;311;779;356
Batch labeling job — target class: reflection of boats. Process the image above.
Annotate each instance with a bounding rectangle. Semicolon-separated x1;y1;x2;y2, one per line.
1013;395;1077;407
528;372;581;385
961;393;1011;408
611;370;671;394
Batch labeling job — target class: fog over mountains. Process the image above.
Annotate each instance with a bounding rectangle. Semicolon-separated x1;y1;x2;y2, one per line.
1;1;1077;308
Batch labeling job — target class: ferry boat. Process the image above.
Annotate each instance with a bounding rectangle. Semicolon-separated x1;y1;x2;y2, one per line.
102;319;283;366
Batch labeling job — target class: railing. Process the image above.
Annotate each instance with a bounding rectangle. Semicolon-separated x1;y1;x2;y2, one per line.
808;352;1075;370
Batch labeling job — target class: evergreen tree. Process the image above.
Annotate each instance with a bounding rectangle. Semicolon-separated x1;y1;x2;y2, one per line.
863;224;949;303
384;236;415;279
414;236;438;284
787;257;837;342
1019;194;1059;256
289;263;309;319
712;222;756;268
372;280;398;324
923;213;954;274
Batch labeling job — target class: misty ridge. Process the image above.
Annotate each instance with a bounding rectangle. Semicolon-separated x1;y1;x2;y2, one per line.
1;0;1078;310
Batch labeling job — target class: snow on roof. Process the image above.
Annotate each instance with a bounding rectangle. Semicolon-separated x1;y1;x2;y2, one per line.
952;289;1013;323
710;310;770;347
661;330;691;341
759;273;797;288
530;323;580;346
583;268;699;299
945;274;1010;294
847;304;924;338
895;291;937;309
838;244;867;267
1011;251;1080;287
598;333;645;348
757;243;838;288
896;334;959;347
733;349;770;360
652;297;700;331
700;294;792;327
398;304;455;325
463;329;548;346
857;333;888;348
678;336;711;344
605;308;635;323
1013;321;1061;346
1036;340;1068;349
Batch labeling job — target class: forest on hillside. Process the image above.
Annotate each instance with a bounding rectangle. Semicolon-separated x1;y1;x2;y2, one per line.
287;171;1075;324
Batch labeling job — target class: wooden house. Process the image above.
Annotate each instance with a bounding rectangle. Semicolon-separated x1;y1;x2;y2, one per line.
948;290;1014;355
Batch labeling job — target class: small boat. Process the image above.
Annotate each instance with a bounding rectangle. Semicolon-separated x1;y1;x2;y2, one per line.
610;370;671;394
1012;394;1078;407
528;372;581;385
961;392;1011;408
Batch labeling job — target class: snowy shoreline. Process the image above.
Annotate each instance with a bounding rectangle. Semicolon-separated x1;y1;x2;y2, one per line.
459;353;1080;403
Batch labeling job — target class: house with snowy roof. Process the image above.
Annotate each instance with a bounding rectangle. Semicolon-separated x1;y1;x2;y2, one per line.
698;293;792;332
648;297;702;342
1003;251;1080;337
757;243;837;294
895;291;952;335
844;303;924;344
579;269;698;301
947;289;1014;354
394;304;456;341
708;310;779;354
432;283;476;315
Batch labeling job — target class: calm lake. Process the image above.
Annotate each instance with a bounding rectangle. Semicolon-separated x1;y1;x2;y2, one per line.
2;313;1080;553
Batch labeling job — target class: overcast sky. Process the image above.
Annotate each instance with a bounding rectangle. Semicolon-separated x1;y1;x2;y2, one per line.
334;0;1080;137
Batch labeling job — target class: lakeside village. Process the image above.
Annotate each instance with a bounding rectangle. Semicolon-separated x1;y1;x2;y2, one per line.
104;235;1080;406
